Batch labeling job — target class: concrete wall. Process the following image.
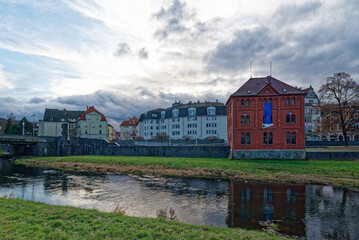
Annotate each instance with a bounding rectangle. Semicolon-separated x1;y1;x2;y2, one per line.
306;152;359;159
35;137;230;158
231;149;306;159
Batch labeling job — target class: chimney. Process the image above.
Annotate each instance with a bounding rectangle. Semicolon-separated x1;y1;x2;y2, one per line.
87;106;89;110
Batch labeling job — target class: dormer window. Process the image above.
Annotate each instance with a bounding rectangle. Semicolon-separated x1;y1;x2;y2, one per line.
207;106;216;115
247;90;251;94
161;111;166;119
152;113;157;118
172;109;179;117
283;88;287;92
188;107;196;116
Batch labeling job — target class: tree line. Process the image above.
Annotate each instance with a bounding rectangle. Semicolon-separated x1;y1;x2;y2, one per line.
3;113;34;135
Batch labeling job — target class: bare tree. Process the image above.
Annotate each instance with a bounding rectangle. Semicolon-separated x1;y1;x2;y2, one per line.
319;72;359;145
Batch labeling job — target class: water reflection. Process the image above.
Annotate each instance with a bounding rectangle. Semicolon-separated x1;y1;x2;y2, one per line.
0;160;358;240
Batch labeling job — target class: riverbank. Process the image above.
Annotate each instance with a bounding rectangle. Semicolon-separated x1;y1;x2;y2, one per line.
17;156;359;188
0;198;286;240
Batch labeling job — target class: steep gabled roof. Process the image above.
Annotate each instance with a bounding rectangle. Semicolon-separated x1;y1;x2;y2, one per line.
80;106;107;121
230;76;305;98
43;109;84;122
120;117;139;126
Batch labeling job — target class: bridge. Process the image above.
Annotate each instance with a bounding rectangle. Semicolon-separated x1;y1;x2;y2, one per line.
0;135;47;156
0;135;47;145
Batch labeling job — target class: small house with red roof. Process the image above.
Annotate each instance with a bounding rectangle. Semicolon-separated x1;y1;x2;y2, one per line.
119;117;139;140
227;76;306;159
77;106;108;140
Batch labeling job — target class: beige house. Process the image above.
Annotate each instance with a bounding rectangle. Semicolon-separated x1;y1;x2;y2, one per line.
77;106;108;140
39;109;83;137
119;117;139;140
108;124;117;142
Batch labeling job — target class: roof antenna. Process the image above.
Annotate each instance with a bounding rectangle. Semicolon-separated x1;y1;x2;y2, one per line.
250;61;252;78
270;61;272;76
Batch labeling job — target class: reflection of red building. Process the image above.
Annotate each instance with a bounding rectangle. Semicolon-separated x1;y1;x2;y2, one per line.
227;76;306;159
227;181;306;237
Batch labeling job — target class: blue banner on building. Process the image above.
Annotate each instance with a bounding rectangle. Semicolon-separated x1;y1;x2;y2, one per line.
264;103;272;124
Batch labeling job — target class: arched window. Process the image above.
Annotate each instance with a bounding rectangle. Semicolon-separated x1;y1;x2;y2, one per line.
292;98;295;105
269;132;273;145
246;133;250;145
263;133;268;145
246;99;249;107
291;115;296;124
241;99;244;107
241;116;245;125
292;132;296;144
264;99;267;104
286;114;291;124
286;98;290;105
269;98;272;104
241;133;245;145
246;116;250;125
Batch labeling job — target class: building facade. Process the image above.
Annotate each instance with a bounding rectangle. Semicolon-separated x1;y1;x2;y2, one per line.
303;86;322;141
77;106;108;140
139;101;227;140
39;109;83;137
119;117;139;140
227;76;306;159
108;124;117;142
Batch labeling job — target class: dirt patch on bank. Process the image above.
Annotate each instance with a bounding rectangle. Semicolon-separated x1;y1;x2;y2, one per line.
20;160;358;188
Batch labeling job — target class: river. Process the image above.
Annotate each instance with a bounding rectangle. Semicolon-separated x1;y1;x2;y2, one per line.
0;159;358;239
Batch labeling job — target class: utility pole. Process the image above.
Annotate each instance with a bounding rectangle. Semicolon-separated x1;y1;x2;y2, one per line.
31;113;36;136
22;121;25;136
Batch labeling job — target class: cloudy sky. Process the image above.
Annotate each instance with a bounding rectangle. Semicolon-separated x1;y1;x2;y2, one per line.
0;0;358;128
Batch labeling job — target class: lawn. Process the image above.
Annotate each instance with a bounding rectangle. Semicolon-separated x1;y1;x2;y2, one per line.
0;150;4;156
0;198;286;240
19;156;359;187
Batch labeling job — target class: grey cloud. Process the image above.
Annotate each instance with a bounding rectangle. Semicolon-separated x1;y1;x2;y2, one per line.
273;1;322;25
28;97;47;104
138;48;149;59
205;27;282;73
114;43;131;57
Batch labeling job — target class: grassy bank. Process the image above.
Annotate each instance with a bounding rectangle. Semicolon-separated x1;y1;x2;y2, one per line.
0;198;285;240
18;156;359;187
0;150;4;156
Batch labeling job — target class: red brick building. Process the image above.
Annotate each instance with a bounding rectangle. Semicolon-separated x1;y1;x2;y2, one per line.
227;76;306;159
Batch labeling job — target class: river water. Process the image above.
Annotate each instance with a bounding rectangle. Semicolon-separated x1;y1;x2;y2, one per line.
0;159;358;239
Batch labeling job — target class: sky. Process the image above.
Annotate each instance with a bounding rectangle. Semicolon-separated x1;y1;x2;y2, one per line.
0;0;358;129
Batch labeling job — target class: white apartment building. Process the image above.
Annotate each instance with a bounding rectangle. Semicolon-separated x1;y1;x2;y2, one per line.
139;101;227;141
303;85;322;141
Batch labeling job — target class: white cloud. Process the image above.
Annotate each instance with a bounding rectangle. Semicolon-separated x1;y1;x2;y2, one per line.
0;64;15;89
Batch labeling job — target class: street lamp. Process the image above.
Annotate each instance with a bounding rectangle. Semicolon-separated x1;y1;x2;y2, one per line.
22;121;25;136
31;113;36;136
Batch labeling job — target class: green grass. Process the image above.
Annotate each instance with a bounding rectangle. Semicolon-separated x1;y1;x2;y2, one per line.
0;150;4;156
20;156;359;187
0;198;286;240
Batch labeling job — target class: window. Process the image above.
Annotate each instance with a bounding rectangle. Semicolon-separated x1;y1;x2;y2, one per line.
286;113;296;124
99;130;102;134
246;99;249;107
286;132;291;145
246;116;250;125
269;132;273;145
241;133;245;145
263;133;268;145
292;98;295;105
241;99;244;107
286;98;290;105
291;132;296;144
161;111;165;119
241;133;250;145
287;132;296;145
188;107;196;116
246;133;250;145
263;132;273;145
172;109;179;117
99;124;102;128
207;107;216;115
241;116;245;125
309;100;313;104
269;98;272;104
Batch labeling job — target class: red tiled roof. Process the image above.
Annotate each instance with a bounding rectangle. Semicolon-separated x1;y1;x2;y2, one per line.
230;76;305;97
80;106;107;121
120;117;139;126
